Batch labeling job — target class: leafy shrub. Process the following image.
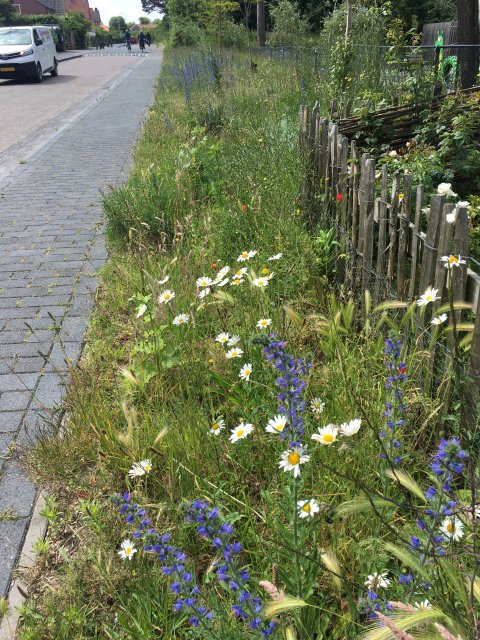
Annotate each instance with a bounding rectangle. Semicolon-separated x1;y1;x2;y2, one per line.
268;0;310;46
170;18;206;47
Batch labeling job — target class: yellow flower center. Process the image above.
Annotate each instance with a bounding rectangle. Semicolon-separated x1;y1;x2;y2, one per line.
212;423;219;431
233;279;241;285
322;433;334;443
261;268;269;275
236;429;244;437
425;295;433;301
241;252;249;259
447;522;455;533
302;504;311;513
448;256;458;265
288;452;300;465
126;547;132;555
275;424;284;431
164;294;171;300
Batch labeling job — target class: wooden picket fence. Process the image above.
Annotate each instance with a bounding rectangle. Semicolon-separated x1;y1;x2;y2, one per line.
299;102;480;424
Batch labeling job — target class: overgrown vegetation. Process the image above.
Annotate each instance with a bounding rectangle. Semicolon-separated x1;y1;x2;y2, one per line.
12;45;479;640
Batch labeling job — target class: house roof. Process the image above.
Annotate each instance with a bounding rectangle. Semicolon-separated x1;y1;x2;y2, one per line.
39;0;65;12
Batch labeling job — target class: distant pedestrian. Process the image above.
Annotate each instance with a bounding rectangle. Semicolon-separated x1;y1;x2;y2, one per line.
125;29;131;51
138;30;146;52
145;32;151;46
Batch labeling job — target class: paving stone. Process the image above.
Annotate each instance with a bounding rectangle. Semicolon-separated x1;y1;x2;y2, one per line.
0;391;31;412
0;411;24;434
46;341;83;372
0;461;36;517
0;518;29;597
33;373;65;410
0;374;39;393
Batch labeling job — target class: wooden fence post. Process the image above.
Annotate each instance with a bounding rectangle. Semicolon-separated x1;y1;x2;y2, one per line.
396;174;412;299
418;194;445;296
407;185;424;301
387;171;400;283
374;164;388;304
361;158;376;303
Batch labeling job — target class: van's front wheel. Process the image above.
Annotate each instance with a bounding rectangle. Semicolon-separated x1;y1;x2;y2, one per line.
50;58;58;77
33;63;43;83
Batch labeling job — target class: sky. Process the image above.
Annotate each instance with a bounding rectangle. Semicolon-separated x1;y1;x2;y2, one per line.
92;0;163;26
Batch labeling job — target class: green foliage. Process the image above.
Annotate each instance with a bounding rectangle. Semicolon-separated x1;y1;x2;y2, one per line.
109;15;127;32
0;0;15;24
60;12;91;48
139;16;151;24
268;0;310;46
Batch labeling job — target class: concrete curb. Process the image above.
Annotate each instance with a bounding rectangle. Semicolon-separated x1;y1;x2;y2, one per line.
58;54;83;63
0;493;47;639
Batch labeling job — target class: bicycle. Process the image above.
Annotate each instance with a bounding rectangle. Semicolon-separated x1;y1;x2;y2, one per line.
139;41;145;53
126;41;131;52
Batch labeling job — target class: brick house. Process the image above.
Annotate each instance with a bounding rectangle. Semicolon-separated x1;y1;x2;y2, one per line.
11;0;56;14
63;0;91;20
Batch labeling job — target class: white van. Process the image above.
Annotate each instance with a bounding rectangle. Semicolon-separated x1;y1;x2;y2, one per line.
0;26;58;82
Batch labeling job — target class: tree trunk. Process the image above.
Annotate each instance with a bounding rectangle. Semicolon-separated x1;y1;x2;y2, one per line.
345;0;352;46
456;0;479;88
257;0;266;47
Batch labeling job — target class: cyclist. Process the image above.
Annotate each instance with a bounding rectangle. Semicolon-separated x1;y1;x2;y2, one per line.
138;30;146;52
125;28;131;51
145;32;151;47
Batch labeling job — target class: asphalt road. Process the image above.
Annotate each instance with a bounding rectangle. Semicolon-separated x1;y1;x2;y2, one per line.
0;52;147;156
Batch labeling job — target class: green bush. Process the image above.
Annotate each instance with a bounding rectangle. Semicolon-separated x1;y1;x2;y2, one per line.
268;0;310;46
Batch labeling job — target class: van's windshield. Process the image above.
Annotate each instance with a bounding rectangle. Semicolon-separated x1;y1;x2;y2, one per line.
0;29;32;46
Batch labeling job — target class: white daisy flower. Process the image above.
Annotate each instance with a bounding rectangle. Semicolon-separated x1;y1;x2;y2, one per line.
158;290;175;304
215;332;230;345
210;419;225;436
441;255;467;269
256;318;272;330
198;287;211;299
340;419;361;436
158;276;170;285
417;286;440;307
440;517;464;541
437;182;457;197
128;462;146;478
216;278;229;287
310;398;325;414
230;278;244;286
446;211;457;224
136;303;147;319
196;276;214;288
279;446;310;477
311;424;338;445
431;314;448;326
253;277;269;287
228;334;240;346
229;422;254;443
265;272;275;280
364;572;390;590
239;363;253;381
237;250;257;262
297;499;320;519
456;200;469;209
173;313;189;326
233;268;247;278
140;459;152;473
216;266;230;279
118;539;137;560
415;600;432;610
267;253;283;261
265;414;288;434
225;347;243;359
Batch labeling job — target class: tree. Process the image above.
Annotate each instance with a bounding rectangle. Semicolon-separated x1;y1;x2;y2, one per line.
141;0;167;12
456;0;479;88
0;0;15;25
257;0;265;46
109;15;127;32
139;16;151;23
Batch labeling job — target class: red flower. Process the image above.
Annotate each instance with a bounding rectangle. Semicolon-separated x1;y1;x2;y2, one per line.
336;194;343;202
399;365;406;374
210;262;216;269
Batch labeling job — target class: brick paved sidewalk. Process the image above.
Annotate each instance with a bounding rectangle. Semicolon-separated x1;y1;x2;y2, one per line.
0;50;162;597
